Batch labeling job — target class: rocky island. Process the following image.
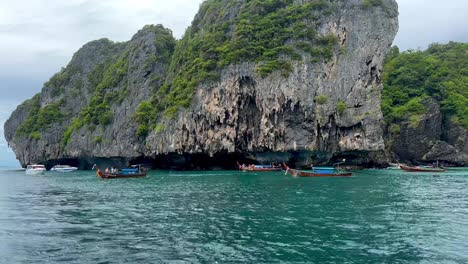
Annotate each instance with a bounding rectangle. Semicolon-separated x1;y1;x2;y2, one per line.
9;0;455;169
382;42;468;166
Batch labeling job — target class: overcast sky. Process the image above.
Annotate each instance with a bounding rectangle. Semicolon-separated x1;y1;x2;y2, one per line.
1;0;467;167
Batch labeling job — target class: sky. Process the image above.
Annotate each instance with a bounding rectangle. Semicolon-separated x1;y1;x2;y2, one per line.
1;0;467;167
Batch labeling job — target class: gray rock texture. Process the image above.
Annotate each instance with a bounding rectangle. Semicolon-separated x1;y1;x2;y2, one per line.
145;0;399;167
5;25;174;168
389;98;468;166
5;1;399;169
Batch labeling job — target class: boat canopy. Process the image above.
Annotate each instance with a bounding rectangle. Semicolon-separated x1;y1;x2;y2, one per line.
121;168;139;173
312;167;336;173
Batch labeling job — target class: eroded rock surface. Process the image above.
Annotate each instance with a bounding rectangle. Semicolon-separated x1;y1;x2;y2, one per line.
5;1;399;169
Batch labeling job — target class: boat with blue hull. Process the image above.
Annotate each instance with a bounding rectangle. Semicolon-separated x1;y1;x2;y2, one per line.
93;165;147;179
283;163;352;177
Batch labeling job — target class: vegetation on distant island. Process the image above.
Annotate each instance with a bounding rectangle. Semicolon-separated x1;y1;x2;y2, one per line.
140;0;339;126
382;42;468;129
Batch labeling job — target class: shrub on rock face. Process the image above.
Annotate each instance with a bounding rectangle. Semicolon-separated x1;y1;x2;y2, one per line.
136;124;149;138
389;124;401;134
363;0;383;8
94;136;103;144
315;95;329;105
30;131;41;141
337;101;347;115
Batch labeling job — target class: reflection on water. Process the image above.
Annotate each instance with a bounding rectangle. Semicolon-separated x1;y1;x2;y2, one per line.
0;169;467;263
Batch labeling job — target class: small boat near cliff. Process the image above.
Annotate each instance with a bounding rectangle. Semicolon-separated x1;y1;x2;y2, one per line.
386;163;401;170
93;164;147;179
400;164;445;173
283;163;352;177
51;165;78;173
237;162;282;172
26;164;46;175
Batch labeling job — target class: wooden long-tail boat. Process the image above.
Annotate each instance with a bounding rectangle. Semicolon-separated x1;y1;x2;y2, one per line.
283;163;352;177
237;162;282;172
400;164;445;173
93;164;147;179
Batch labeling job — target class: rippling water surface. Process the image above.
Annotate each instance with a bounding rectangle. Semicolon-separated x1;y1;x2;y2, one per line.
1;168;468;263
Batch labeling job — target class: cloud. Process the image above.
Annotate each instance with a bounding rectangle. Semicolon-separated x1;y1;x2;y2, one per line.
0;0;204;101
395;0;468;50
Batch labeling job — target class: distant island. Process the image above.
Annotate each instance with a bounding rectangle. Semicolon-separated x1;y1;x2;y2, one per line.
4;0;466;169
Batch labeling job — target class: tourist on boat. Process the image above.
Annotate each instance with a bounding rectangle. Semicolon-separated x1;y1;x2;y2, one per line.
105;168;110;173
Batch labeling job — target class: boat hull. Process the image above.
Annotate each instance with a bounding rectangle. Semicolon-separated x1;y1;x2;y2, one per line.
283;163;352;177
241;167;282;172
287;168;352;177
97;171;147;179
25;169;46;175
237;162;282;172
400;165;445;173
51;168;78;173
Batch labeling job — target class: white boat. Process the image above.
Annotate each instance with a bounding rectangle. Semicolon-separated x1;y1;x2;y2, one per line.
26;164;46;175
51;165;78;172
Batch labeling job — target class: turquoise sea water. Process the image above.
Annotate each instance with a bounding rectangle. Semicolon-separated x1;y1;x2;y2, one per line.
1;168;467;263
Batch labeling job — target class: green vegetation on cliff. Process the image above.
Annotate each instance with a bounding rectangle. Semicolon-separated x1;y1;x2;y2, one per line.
16;94;65;140
14;1;346;142
383;42;468;129
62;25;176;146
61;50;129;147
45;66;82;97
363;0;383;8
143;0;339;124
15;63;84;141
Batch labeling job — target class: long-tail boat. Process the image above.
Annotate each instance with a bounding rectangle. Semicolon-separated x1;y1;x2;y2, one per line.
283;163;352;177
237;162;282;172
92;164;147;179
400;164;445;173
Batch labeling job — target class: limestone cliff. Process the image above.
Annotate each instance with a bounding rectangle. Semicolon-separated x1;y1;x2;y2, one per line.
5;0;399;169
